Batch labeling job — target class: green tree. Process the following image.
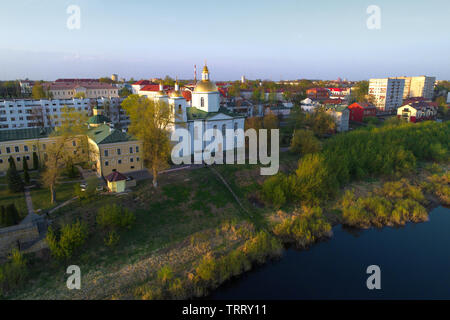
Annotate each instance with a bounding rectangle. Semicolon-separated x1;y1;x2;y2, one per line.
22;156;30;184
31;83;46;99
290;129;322;155
46;221;88;261
122;95;172;188
1;204;21;227
41;107;88;204
6;157;23;193
350;80;369;103
119;87;132;97
32;152;39;170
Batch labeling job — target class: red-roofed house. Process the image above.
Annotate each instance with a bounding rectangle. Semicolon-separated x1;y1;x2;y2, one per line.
132;80;155;94
307;88;329;101
105;170;128;193
327;87;351;100
348;102;377;122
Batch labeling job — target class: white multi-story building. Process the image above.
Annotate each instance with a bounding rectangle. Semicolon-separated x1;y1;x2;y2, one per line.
368;78;405;112
398;76;436;100
0;98;129;130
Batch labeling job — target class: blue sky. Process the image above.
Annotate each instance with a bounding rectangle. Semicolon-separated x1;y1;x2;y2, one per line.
0;0;449;81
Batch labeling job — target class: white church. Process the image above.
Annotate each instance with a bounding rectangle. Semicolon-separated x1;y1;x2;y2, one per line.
140;64;246;161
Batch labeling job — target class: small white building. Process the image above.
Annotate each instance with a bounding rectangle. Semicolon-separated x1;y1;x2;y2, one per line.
326;105;350;132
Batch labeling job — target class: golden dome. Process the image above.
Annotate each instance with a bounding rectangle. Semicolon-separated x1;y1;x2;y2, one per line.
202;65;209;73
193;80;218;93
170;90;183;98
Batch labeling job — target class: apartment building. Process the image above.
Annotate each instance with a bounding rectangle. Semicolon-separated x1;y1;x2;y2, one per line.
398;76;436;100
0;98;129;130
368;78;405;112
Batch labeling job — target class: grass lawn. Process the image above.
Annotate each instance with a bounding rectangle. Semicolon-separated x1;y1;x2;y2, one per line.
30;182;78;212
0;188;27;218
9;166;250;299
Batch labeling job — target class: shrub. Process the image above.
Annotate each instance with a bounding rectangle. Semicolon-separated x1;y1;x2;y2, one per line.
157;266;174;284
0;204;21;227
46;221;88;260
6;156;23;193
273;207;332;247
0;249;28;296
290;129;322;155
96;204;135;230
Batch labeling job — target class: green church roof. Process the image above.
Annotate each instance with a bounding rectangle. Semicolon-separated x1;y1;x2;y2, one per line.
87;124;135;145
186;107;243;121
87;114;111;124
0;127;54;143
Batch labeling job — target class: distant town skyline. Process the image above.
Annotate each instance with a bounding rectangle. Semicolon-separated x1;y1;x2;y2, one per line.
0;0;449;81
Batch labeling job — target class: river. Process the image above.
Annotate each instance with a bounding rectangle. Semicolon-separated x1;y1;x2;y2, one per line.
210;206;450;299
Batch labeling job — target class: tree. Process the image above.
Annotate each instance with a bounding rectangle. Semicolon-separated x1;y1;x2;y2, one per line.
122;95;172;188
32;83;46;100
74;92;86;99
46;221;88;261
22;156;30;184
263;111;279;130
291;92;307;107
1;204;21;227
350;80;369;103
306;109;336;136
290;129;322;154
32;152;39;170
119;87;132;97
6;157;23;193
41;107;88;204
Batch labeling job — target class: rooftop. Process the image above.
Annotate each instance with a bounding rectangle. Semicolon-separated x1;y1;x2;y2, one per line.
0;127;53;142
186;107;243;121
87;114;111;125
105;171;128;182
87;124;135;145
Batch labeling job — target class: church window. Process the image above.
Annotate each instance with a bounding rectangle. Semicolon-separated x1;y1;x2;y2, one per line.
201;97;204;107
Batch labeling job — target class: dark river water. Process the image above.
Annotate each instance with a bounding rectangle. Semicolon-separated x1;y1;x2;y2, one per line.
210;206;450;299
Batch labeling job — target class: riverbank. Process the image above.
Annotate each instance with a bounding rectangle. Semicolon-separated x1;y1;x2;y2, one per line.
2;160;448;300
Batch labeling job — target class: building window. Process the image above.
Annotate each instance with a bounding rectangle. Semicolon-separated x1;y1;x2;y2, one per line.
118;159;122;164
26;156;30;160
104;150;108;157
105;161;109;166
135;146;139;153
72;141;76;147
0;159;3;164
130;157;134;163
42;144;46;150
117;148;121;155
130;166;135;169
17;157;21;162
136;157;140;162
24;145;28;152
15;146;19;153
129;147;133;154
